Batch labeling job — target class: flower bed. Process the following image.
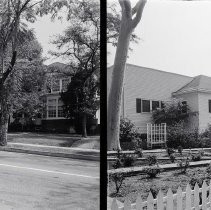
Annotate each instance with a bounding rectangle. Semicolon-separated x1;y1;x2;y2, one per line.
108;166;211;204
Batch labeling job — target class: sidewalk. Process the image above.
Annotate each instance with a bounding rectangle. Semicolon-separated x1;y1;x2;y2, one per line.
0;142;100;161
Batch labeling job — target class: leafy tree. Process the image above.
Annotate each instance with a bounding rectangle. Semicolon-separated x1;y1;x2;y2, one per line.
61;69;100;137
152;98;192;125
107;0;147;151
0;0;52;145
50;0;100;137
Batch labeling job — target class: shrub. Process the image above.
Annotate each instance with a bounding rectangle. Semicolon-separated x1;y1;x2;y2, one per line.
121;154;137;167
146;155;158;166
191;152;202;162
178;146;183;155
112;159;122;169
206;163;211;176
120;118;140;143
177;157;190;174
109;173;125;194
119;118;142;150
169;154;176;163
166;147;175;156
142;166;162;178
167;122;202;149
135;148;143;158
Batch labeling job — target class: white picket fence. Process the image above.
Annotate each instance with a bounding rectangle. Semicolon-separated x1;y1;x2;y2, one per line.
110;181;211;210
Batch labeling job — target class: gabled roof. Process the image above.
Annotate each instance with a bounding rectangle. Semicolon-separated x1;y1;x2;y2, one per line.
173;75;211;95
107;63;193;101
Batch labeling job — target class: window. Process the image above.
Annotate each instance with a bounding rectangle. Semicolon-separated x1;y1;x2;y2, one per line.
52;80;60;92
142;100;150;112
152;101;160;111
136;98;142;113
61;79;70;92
58;99;64;117
48;99;56;118
182;101;187;113
209;100;211;113
161;101;165;109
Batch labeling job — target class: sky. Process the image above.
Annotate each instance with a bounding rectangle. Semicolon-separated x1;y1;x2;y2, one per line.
28;14;69;65
108;0;211;77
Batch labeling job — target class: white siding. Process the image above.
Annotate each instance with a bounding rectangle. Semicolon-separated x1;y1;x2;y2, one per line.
175;92;199;130
107;64;193;130
198;93;211;131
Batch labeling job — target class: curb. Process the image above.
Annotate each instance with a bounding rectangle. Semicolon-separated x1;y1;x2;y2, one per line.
0;146;100;161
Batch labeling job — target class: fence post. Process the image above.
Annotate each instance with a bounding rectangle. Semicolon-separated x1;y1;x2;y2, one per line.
202;181;207;210
194;183;199;210
111;198;119;210
157;190;164;210
166;188;173;210
136;194;143;210
177;186;183;210
186;184;192;210
124;197;131;210
147;192;154;210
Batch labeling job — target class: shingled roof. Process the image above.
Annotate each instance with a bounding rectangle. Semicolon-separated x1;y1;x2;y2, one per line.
173;75;211;95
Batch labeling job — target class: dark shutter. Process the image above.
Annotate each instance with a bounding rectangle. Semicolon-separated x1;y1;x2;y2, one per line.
209;100;211;113
136;98;141;113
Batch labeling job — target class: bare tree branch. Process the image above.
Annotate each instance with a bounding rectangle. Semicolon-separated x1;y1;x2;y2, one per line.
131;0;147;29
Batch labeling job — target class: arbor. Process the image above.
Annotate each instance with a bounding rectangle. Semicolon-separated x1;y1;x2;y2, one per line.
107;0;147;151
51;0;100;136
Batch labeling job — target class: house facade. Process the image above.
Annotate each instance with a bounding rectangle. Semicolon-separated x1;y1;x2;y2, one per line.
107;64;211;133
9;62;100;134
41;62;100;134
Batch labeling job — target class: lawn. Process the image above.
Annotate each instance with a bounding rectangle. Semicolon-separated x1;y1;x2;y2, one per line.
108;166;211;204
7;132;100;149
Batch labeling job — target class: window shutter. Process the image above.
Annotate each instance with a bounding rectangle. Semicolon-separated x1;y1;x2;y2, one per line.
136;98;142;113
209;100;211;113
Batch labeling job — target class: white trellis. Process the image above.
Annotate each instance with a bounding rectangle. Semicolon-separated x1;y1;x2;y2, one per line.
110;181;211;210
147;123;166;149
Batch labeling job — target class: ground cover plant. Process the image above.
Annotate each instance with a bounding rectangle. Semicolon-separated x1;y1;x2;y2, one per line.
109;166;211;203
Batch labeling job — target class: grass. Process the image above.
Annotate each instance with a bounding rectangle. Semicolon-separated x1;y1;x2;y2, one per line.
108;166;210;204
7;132;100;149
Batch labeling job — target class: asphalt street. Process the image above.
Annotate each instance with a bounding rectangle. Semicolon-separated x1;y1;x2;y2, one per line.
0;151;99;210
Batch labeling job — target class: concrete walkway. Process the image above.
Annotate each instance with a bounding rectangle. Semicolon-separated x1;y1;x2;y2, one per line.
0;142;100;161
107;148;208;156
108;159;211;176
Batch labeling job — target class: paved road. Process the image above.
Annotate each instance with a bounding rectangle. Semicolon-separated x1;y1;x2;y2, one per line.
0;151;99;210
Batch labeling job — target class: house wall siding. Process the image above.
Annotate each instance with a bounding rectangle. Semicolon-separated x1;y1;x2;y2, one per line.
107;64;193;132
175;92;199;130
198;93;211;131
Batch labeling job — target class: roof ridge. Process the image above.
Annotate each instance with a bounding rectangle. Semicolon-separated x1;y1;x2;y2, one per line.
107;63;193;78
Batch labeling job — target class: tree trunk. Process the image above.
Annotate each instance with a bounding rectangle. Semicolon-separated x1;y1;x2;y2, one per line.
0;85;9;146
107;19;132;151
82;113;87;138
0;117;8;146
